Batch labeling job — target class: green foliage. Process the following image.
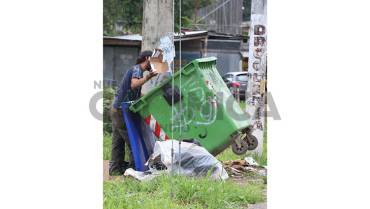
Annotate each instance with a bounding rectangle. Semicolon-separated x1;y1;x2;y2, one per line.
253;126;267;166
104;174;265;209
102;87;134;162
103;87;115;134
174;0;214;32
104;0;216;36
103;0;143;35
217;103;267;167
217;147;249;162
239;100;246;110
104;134;131;161
103;134;113;160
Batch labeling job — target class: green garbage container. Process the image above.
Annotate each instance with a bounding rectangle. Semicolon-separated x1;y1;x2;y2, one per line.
130;57;250;155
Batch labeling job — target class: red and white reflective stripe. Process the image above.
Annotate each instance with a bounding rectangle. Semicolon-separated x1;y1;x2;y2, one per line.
144;114;169;141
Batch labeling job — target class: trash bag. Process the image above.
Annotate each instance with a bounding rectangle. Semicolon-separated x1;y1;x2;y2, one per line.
162;83;182;105
147;140;229;180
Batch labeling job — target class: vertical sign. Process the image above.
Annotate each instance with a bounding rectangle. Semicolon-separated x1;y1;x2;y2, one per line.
246;0;267;156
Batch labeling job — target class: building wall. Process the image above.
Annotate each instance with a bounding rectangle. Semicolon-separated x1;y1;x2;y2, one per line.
173;40;203;69
174;51;202;69
103;38;241;86
206;51;241;76
174;49;241;77
103;46;140;87
206;39;242;76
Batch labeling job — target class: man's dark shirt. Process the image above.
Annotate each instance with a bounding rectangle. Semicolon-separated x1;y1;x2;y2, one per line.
112;65;143;109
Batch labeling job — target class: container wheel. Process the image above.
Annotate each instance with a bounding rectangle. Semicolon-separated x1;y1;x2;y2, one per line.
231;139;249;155
246;134;258;150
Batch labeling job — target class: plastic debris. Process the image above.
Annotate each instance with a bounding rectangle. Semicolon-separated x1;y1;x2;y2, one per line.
158;35;175;65
245;156;259;166
124;140;229;181
148;140;229;180
223;157;267;178
123;168;162;182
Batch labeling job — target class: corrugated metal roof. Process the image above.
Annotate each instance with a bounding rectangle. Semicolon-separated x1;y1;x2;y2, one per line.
174;30;208;37
104;34;142;41
103;30;208;42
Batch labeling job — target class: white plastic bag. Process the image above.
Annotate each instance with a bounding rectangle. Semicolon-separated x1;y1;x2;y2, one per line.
147;140;229;180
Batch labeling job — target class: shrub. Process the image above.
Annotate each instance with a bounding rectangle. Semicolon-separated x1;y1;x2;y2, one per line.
103;87;115;134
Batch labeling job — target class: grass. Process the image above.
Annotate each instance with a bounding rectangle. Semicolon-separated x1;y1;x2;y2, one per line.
253;130;267;166
103;134;131;162
216;143;266;166
104;133;266;166
239;100;246;110
103;134;112;160
216;126;267;166
252;121;268;166
104;121;267;165
217;147;249;162
104;174;265;209
103;100;267;209
103;100;264;163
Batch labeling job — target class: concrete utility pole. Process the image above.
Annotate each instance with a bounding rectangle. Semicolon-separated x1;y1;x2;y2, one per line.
246;0;267;156
141;0;173;51
140;0;174;146
141;0;174;95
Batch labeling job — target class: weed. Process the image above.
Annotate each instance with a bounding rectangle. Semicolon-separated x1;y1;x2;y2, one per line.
103;174;265;209
217;147;250;162
103;134;131;162
103;134;112;160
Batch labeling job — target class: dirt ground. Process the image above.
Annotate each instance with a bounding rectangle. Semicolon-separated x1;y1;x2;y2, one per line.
248;202;267;209
103;160;123;181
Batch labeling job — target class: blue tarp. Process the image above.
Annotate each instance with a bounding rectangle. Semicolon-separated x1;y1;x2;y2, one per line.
122;102;149;171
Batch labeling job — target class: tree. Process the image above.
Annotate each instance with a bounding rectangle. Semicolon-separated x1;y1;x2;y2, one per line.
103;0;215;36
174;0;214;32
103;0;142;35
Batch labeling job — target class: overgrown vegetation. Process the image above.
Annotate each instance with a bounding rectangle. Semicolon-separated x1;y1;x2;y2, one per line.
104;95;267;166
217;112;267;167
104;174;265;209
103;134;112;160
102;79;267;209
103;87;115;135
104;86;131;162
217;135;267;166
103;0;143;35
104;134;131;162
103;0;215;36
239;100;246;111
217;146;249;162
173;0;215;32
252;128;267;166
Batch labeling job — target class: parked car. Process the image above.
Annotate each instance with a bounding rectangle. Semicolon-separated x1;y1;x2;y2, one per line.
222;72;248;100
